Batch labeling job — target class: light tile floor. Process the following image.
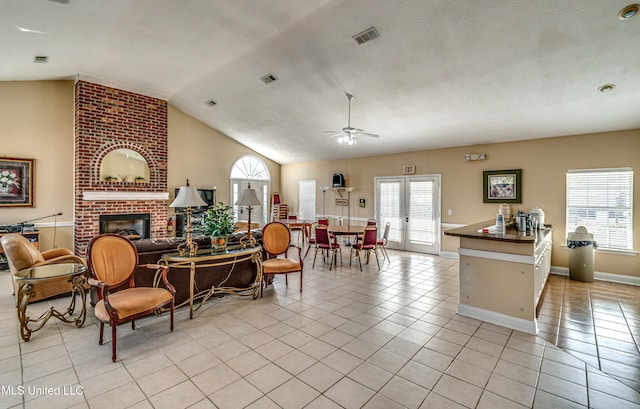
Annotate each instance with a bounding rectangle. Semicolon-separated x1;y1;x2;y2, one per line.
537;274;640;393
1;250;639;408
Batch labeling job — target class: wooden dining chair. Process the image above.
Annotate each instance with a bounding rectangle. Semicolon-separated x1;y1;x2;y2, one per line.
313;225;341;271
261;222;303;296
86;234;175;362
350;226;380;271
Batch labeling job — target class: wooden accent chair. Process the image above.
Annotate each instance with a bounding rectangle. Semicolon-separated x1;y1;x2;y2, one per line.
86;234;175;362
1;233;85;302
261;222;303;296
350;226;380;271
313;225;341;271
376;222;391;261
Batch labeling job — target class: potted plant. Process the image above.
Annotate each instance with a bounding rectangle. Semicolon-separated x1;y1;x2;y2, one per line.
201;202;237;250
135;176;146;183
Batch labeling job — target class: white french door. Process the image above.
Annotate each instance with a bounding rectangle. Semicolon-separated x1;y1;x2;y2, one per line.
374;175;440;254
231;179;269;226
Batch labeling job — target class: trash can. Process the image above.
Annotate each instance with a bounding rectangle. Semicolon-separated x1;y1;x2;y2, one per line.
567;226;596;282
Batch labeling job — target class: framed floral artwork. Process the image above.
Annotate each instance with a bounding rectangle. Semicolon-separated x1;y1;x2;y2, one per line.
483;169;522;204
0;158;34;207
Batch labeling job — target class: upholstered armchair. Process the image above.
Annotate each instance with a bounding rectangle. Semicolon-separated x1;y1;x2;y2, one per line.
86;234;175;362
0;233;85;302
261;222;303;296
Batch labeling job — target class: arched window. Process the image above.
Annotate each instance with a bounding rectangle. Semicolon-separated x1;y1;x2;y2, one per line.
230;155;270;226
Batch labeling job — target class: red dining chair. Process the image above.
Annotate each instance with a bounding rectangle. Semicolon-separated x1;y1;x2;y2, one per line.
377;222;391;261
317;217;335;241
350;226;380;271
357;219;377;242
313;225;341;271
287;214;304;245
303;222;320;260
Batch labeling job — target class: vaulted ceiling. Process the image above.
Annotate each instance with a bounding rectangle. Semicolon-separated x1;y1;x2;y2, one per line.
2;0;639;164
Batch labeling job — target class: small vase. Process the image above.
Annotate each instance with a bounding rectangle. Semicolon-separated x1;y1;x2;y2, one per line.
211;236;228;251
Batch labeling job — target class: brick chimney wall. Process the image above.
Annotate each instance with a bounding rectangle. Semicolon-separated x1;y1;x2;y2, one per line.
74;81;168;256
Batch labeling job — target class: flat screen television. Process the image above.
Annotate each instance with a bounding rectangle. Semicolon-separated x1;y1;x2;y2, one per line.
174;188;215;214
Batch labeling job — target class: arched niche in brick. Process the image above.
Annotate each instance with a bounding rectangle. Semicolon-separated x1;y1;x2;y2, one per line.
92;142;159;187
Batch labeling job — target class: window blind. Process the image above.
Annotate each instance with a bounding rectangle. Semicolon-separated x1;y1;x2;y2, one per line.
566;168;633;251
298;180;316;221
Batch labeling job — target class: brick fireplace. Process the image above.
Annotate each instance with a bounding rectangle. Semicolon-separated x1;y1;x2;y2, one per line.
74;81;168;256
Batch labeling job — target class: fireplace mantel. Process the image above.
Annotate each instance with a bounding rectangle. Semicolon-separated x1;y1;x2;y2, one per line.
82;191;169;201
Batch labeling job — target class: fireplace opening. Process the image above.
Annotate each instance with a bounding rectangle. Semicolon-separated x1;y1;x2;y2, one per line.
99;213;151;240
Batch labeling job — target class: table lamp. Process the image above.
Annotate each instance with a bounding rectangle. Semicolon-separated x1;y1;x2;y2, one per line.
235;183;262;247
170;184;207;256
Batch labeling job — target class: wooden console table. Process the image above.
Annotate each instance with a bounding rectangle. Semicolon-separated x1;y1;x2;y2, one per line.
160;245;263;318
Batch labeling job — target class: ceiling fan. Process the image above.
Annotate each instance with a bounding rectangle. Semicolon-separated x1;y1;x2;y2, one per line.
324;93;379;145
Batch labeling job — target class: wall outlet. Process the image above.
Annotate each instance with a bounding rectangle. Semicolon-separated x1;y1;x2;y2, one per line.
447;209;453;216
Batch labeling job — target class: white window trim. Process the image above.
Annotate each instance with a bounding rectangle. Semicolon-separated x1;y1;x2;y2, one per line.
566;167;634;252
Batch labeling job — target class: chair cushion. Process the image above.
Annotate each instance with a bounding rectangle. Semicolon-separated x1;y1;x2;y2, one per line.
353;244;375;250
318;243;340;250
94;287;172;322
263;258;302;274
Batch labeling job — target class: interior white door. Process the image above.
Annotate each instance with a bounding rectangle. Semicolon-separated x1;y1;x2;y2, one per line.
231;179;268;226
375;175;440;254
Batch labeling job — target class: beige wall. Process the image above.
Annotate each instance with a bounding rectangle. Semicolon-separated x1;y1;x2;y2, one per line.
0;81;281;252
281;130;640;277
167;106;280;214
0;81;76;251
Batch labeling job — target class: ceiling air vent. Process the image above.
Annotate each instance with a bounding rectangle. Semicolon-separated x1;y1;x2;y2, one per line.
206;100;217;106
353;27;380;45
260;74;278;84
33;55;49;63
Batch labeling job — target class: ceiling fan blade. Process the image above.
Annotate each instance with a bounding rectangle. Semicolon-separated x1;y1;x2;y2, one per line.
357;132;380;138
324;133;345;138
323;130;343;134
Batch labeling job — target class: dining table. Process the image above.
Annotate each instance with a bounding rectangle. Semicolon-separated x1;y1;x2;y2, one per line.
328;224;366;246
283;218;306;244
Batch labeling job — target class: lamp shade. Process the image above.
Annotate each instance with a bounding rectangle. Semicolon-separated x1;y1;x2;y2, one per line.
170;186;208;208
235;188;262;206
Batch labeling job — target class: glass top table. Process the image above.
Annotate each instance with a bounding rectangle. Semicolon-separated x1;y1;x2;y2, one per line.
14;263;87;341
14;263;87;282
160;244;263;318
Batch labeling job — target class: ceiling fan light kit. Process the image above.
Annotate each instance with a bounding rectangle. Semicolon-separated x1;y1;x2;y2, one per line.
338;135;358;145
324;93;379;145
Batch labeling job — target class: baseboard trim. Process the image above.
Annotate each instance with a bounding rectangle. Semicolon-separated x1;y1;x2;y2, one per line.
551;266;640;286
440;251;459;260
457;304;537;335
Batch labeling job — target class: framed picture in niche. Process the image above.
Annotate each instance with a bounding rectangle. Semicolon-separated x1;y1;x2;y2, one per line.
0;157;34;207
483;169;522;204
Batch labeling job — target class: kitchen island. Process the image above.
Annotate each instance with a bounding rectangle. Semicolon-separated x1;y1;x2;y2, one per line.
445;220;552;334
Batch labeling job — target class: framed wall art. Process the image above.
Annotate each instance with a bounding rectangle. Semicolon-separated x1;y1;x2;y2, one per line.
0;157;34;207
483;169;521;204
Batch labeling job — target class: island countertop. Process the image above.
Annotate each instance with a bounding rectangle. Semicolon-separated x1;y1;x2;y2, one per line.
444;219;551;244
